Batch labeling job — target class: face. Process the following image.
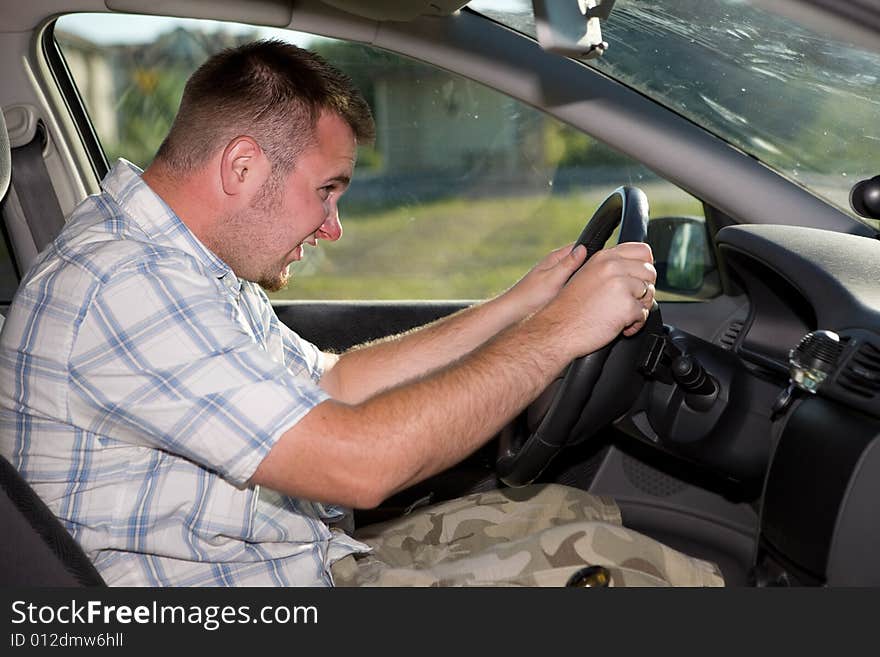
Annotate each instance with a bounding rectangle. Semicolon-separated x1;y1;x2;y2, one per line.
215;112;357;292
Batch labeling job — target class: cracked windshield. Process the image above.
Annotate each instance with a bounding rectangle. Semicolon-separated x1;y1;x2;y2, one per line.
56;10;708;302
474;0;880;229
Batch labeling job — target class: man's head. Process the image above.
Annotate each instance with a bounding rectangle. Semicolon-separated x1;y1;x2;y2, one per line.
146;40;375;291
155;39;374;178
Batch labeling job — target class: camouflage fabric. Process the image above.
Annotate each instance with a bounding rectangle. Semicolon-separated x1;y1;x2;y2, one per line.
331;484;724;587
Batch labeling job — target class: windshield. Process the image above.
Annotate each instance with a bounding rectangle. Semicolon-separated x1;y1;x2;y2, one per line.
470;0;880;229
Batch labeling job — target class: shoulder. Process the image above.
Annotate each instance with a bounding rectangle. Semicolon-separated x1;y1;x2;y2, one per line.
25;235;207;298
12;225;226;348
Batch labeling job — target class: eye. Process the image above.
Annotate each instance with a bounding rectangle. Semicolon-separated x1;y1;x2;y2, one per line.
319;179;350;201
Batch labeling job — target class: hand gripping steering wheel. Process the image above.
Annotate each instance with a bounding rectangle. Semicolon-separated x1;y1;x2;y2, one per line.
496;186;660;486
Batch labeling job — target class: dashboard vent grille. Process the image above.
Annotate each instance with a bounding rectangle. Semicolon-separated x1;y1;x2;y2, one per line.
719;320;744;350
838;342;880;399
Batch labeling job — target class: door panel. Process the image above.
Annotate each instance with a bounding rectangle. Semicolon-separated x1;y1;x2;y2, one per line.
273;300;469;353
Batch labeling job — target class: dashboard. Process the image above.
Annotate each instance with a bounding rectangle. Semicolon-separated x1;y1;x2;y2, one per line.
625;224;880;584
717;225;880;420
621;224;880;482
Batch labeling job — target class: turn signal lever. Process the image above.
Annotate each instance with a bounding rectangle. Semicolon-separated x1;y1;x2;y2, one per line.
630;329;767;484
671;353;718;410
640;331;718;411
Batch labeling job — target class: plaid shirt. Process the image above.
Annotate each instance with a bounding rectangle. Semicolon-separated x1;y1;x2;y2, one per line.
0;160;368;586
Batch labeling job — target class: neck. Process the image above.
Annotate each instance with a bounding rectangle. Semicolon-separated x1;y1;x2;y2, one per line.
142;161;219;244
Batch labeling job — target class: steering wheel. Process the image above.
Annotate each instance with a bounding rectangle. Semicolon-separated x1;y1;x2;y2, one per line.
496;186;661;486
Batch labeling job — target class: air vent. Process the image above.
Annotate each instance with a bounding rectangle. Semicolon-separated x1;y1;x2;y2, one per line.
719;320;744;350
838;341;880;399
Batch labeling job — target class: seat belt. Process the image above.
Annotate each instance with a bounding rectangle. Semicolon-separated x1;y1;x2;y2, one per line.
10;130;66;252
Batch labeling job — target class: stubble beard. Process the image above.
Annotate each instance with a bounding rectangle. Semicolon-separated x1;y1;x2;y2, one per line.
257;264;290;293
212;175;291;293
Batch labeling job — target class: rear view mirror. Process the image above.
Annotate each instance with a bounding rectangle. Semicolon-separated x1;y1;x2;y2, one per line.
532;0;617;59
647;216;719;297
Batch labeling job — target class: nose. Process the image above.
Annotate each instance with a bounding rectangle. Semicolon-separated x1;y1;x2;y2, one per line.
316;205;342;242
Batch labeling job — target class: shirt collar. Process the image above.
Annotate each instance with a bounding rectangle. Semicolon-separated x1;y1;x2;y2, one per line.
101;159;239;290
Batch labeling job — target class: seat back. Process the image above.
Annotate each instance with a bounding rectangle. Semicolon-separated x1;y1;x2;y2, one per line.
0;109;104;586
0;455;105;586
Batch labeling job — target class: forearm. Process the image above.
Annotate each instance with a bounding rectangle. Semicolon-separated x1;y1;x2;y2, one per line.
351;309;570;496
321;291;527;403
255;308;571;508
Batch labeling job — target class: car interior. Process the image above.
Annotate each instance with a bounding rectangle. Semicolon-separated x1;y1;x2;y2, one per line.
1;0;879;587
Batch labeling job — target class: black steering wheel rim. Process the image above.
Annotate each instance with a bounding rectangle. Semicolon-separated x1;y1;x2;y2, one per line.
496;186;656;486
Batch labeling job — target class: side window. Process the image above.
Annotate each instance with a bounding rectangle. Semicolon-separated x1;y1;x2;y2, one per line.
54;14;716;302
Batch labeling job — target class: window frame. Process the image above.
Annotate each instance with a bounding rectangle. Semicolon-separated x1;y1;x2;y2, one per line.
43;20;110;182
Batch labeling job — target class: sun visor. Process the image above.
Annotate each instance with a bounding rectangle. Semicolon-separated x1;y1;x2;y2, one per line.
105;0;292;27
318;0;469;22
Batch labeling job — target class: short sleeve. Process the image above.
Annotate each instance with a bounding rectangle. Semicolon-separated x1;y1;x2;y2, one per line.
280;320;326;383
68;256;329;486
240;281;326;384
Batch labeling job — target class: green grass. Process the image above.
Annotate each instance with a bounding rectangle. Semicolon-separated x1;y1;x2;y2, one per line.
271;184;704;301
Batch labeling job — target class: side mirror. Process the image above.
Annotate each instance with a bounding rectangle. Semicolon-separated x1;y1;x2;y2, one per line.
647;215;718;297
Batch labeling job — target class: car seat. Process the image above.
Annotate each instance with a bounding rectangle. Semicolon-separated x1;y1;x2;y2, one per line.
0;107;105;586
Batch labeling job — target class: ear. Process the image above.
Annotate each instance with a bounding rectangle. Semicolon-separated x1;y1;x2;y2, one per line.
219;136;270;202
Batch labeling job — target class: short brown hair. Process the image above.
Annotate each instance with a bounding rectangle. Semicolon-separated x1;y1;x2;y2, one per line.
154;39;375;175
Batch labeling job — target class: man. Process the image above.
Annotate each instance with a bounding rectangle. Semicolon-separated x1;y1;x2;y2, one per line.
0;41;722;586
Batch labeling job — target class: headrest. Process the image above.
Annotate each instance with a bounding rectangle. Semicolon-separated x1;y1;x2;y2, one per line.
0;109;10;201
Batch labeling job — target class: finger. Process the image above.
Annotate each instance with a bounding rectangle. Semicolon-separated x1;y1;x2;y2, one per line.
554;241;576;257
611;241;654;263
622;305;651;336
603;258;657;284
628;276;649;299
566;243;587;267
639;283;656;308
630;277;655;300
629;280;655;315
536;242;577;269
622;322;643;337
549;242;579;268
552;244;588;285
